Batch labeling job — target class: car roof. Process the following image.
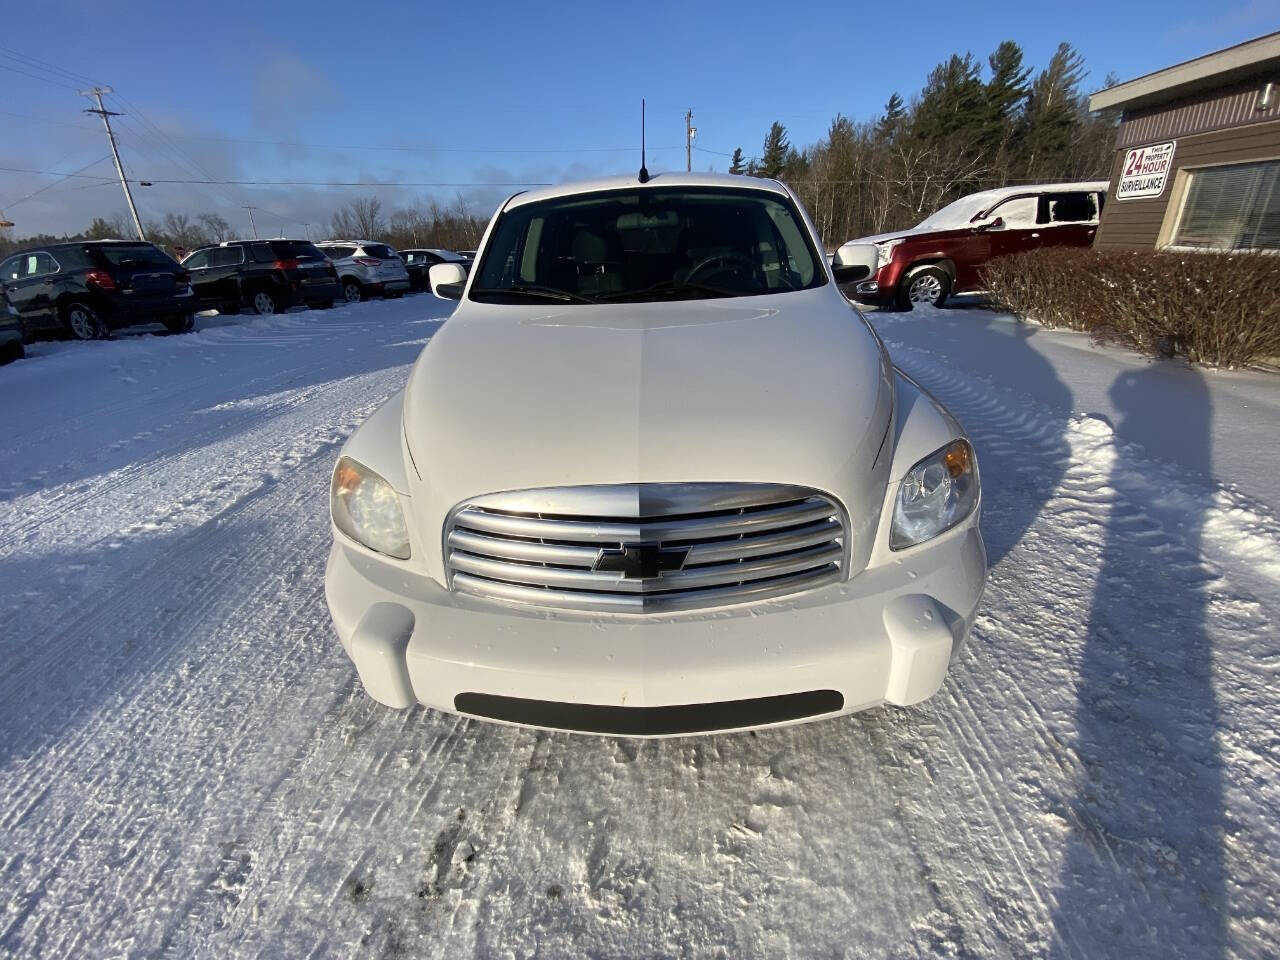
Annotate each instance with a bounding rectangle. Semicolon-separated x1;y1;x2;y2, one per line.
402;247;463;258
316;240;376;246
960;180;1110;206
503;172;791;210
4;239;154;258
218;238;310;246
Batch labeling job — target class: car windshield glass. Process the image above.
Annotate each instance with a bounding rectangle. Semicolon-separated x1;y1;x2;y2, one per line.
471;186;825;305
363;244;397;259
92;244;175;268
913;192;1008;230
269;240;326;261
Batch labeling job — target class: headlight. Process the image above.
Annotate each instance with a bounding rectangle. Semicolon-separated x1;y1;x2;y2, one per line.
890;440;979;550
876;239;903;269
331;456;411;559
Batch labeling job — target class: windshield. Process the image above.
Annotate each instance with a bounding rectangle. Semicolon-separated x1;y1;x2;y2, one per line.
362;244;398;260
913;192;1004;230
471;186;825;304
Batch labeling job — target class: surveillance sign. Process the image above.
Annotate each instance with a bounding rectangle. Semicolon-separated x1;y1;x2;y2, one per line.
1116;141;1176;200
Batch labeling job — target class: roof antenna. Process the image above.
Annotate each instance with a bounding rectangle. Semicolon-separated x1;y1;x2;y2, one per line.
638;98;650;183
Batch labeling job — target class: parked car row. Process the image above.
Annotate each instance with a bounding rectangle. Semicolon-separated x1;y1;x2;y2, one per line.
0;235;472;353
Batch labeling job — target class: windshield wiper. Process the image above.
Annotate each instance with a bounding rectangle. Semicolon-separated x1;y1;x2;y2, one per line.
471;284;598;304
598;279;739;303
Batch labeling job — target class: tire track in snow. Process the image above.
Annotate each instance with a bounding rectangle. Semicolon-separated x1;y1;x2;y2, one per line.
878;328;1279;959
0;369;405;772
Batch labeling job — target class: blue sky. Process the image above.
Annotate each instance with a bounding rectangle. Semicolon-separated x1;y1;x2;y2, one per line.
1;0;1276;236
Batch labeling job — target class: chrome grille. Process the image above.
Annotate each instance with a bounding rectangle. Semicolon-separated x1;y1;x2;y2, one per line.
444;483;846;614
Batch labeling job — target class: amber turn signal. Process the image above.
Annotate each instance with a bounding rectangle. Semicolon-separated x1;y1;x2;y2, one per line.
943;442;971;478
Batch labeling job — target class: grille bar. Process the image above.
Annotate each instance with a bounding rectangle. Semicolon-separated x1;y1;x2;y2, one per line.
444;483;846;615
451;497;835;545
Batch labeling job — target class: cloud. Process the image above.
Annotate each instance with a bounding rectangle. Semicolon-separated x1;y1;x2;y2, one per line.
251;54;340;130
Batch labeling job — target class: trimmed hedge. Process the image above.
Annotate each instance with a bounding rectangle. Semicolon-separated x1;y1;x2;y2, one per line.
980;248;1280;368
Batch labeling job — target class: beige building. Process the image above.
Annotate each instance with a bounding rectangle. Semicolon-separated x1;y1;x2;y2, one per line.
1090;32;1280;252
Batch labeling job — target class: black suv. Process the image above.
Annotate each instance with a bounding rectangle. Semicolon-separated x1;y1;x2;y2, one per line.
399;248;470;291
181;239;341;315
0;240;196;340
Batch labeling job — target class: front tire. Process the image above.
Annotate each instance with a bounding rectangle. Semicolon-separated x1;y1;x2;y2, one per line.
163;314;196;333
342;280;364;303
63;302;107;340
0;339;22;364
896;266;951;310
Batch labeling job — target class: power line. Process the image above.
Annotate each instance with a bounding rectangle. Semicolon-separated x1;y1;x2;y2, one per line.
0;156;111;211
0;46;103;87
0;106;676;157
0;167;551;187
0;61;81;91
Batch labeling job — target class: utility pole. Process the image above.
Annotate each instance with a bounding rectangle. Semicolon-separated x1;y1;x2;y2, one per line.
79;86;145;241
242;204;258;239
685;108;695;173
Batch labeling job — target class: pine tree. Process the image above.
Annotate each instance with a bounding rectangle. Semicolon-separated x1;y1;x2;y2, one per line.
985;41;1031;135
729;147;748;175
913;54;986;142
760;122;791;179
1020;42;1088;179
875;92;907;142
983;41;1032;182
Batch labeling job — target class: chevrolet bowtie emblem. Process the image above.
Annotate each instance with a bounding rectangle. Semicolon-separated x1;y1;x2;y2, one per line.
594;544;690;579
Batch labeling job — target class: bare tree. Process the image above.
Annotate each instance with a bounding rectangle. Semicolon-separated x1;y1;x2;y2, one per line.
161;213;210;252
197;213;233;243
331;195;385;239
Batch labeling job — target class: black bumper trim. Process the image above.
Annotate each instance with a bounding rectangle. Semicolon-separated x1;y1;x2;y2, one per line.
453;689;844;735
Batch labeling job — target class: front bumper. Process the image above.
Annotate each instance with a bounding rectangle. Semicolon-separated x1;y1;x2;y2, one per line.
324;522;986;736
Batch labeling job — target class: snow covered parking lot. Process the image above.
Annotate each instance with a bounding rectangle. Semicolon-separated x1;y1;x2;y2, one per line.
1;296;1278;958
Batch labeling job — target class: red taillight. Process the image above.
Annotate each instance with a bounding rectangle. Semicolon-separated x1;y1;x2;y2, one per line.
273;258;300;271
354;257;381;266
85;269;116;290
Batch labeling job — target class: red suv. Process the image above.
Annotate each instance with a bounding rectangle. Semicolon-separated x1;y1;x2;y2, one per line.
840;180;1107;310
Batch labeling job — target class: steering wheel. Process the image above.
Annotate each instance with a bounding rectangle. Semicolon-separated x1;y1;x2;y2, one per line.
683;251;761;288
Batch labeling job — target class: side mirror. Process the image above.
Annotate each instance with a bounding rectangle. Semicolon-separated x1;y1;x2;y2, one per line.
428;262;467;300
831;242;878;284
974;216;1004;232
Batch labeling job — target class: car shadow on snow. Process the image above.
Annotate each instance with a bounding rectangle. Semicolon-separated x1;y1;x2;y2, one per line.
1049;366;1226;958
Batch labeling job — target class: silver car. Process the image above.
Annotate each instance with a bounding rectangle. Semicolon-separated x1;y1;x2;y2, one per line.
315;241;411;303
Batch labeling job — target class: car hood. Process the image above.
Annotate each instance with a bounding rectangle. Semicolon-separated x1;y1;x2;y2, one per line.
844;224;964;246
401;288;895;582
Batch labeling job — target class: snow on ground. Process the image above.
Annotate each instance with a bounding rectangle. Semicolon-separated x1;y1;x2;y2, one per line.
0;296;1277;959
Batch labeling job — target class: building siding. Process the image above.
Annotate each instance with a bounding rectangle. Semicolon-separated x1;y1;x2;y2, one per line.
1094;117;1280;251
1116;76;1279;148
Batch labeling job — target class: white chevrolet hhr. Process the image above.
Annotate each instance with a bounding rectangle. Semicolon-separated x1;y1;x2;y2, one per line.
324;173;986;736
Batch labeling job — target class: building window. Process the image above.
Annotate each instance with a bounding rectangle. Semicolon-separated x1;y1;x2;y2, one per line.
1172;159;1279;251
